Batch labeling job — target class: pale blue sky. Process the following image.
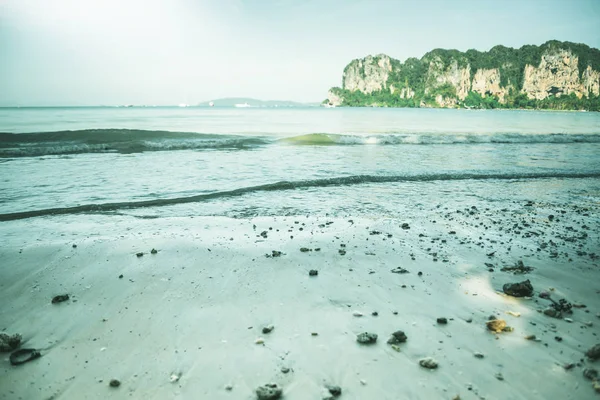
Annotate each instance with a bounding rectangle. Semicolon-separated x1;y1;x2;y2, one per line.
1;0;599;105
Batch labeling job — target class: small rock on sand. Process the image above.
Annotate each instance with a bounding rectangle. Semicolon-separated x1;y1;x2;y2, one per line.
51;294;69;304
419;357;438;369
255;338;265;345
281;367;290;374
495;372;504;381
262;325;274;334
352;311;363;317
585;343;600;360
256;383;282;400
151;248;158;254
109;379;121;388
387;330;408;345
356;332;378;344
136;252;144;257
486;319;507;333
325;385;342;397
0;333;22;352
502;280;533;297
583;368;598;381
474;352;484;359
309;270;318;276
437;318;448;324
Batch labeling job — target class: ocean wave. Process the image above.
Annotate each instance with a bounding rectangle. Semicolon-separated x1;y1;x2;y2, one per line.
0;129;270;157
2;171;599;221
1;129;599;157
281;133;600;146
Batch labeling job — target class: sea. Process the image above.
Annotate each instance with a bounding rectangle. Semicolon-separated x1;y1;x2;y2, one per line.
1;106;599;221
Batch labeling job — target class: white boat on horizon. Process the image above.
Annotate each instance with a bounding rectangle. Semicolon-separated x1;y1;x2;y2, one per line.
235;103;251;108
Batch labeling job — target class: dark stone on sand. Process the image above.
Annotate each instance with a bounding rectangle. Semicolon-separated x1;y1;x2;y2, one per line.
356;332;378;344
151;248;158;254
9;348;41;366
502;280;533;297
256;383;282;400
136;252;144;257
270;250;282;258
372;311;378;316
555;336;563;342
326;385;342;397
51;294;69;304
281;367;290;374
260;231;268;238
391;267;409;274
72;244;77;248
387;330;407;345
401;223;410;229
418;271;423;276
0;333;22;352
437;318;448;324
300;247;310;252
118;274;123;279
309;270;318;276
583;368;598;380
109;379;121;388
338;249;346;255
585;343;600;360
262;325;274;334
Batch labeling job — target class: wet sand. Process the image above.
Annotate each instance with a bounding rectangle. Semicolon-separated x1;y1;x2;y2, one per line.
1;200;599;399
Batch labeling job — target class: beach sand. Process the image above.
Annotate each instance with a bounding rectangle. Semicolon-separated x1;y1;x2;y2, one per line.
1;201;599;399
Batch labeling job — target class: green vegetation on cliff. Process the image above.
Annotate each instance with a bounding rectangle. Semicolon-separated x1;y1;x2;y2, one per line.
328;40;600;111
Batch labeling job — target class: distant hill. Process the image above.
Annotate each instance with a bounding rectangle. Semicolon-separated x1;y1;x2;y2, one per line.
326;40;600;111
198;97;319;107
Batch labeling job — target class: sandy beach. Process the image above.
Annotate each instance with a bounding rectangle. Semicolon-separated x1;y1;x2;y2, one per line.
1;198;599;399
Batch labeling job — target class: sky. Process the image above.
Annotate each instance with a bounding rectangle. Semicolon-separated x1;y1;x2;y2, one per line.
1;0;599;106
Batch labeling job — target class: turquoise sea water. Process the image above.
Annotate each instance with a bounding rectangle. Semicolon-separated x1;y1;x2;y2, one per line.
0;107;599;220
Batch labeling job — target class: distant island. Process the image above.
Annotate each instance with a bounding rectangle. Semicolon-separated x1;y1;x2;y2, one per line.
325;40;600;111
198;97;319;108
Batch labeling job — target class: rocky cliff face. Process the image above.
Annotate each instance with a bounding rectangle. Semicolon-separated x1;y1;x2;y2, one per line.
471;68;510;103
522;50;585;100
327;41;600;110
343;54;393;94
424;57;471;100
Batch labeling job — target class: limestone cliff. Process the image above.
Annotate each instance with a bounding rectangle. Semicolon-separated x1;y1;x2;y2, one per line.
327;40;600;111
343;54;393;94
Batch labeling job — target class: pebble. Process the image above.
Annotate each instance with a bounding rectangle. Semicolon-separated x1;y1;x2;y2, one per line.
356;332;378;344
51;294;70;304
419;357;438;369
170;374;180;383
352;311;364;317
109;379;121;388
437;317;448;324
309;270;318;276
495;372;504;381
255;338;265;345
474;352;484;359
262;325;274;334
585;343;600;360
486;319;507;333
136;252;144;257
325;385;342;397
525;334;537;340
502;280;534;297
281;367;290;374
256;383;282;400
225;384;233;391
506;311;521;317
387;330;408;345
372;311;378;316
0;333;22;352
564;318;573;323
151;248;158;254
